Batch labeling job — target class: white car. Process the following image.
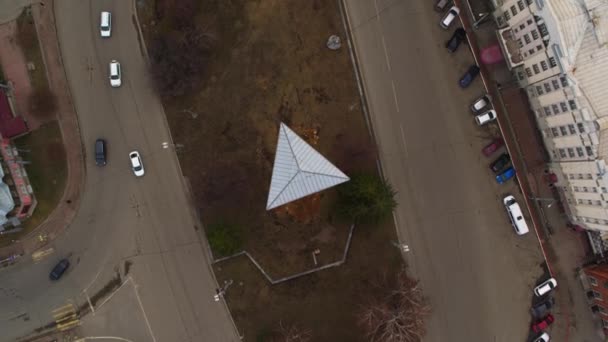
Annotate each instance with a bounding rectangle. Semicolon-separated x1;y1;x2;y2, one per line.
440;6;460;29
534;278;557;297
534;332;550;342
503;195;529;235
129;151;144;177
109;60;121;87
100;11;111;37
474;109;496;126
471;94;491;113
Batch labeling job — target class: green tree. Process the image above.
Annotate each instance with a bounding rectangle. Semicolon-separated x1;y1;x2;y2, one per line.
206;222;242;257
336;173;397;224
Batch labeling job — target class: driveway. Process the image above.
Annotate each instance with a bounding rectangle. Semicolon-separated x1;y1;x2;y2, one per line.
343;0;544;340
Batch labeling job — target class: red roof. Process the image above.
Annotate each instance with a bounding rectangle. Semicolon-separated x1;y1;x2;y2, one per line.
0;91;27;139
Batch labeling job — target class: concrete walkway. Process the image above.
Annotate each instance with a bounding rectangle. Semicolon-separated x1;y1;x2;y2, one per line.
0;0;39;24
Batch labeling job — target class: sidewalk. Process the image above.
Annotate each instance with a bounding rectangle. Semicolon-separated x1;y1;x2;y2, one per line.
0;1;84;262
453;0;604;340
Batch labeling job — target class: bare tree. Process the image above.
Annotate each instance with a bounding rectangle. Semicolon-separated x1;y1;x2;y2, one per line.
274;321;312;342
358;270;431;342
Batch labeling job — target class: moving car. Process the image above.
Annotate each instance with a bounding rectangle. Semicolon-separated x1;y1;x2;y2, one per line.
459;65;480;88
109;60;121;87
496;166;515;184
503;195;529;235
534;278;557;297
49;259;70;281
129;151;144;177
474;109;496;126
490;153;510;173
95;139;106;166
532;314;555;333
440;6;460;29
482;138;503;157
435;0;451;12
531;297;555;318
100;11;111;38
446;28;466;53
533;332;550;342
471;94;490;113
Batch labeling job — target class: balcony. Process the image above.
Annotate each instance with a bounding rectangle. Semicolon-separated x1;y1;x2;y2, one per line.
498;27;524;70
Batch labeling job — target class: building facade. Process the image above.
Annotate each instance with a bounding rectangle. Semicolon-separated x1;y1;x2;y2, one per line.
494;0;608;240
582;264;608;334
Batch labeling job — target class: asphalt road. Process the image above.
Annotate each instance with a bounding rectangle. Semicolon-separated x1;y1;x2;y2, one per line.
0;1;240;341
344;0;544;340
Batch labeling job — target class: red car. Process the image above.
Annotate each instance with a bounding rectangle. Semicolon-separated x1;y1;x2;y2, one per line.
532;314;555;333
482;138;504;157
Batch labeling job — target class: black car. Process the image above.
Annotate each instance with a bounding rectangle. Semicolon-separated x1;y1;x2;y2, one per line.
490;153;510;173
459;65;480;88
95;139;107;166
49;259;70;281
446;28;466;53
530;297;555;319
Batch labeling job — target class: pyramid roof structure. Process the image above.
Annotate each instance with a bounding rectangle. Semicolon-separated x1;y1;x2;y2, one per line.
266;123;349;210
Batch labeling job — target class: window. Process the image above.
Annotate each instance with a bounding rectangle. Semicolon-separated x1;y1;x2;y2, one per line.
560;126;568;135
526;68;533;77
578;123;585;133
524;34;531;44
539;23;548;36
603;319;608;328
587;146;594;157
528;49;535;55
552;80;560;90
602;187;607;193
544;106;552;116
561;76;569;86
519;24;526;30
573;185;580;192
577;147;584;157
594;290;603;300
518;39;524;48
559;148;567;158
536;44;543;51
593;187;599;193
517;72;525;81
549;57;557;67
511;5;518;16
553;104;560;114
544;83;551;92
518;0;525;10
527;18;533;25
569;124;576;134
531;30;539;40
587;173;593;179
561;102;568;112
536;85;544;95
533;64;540;74
569;100;578;110
551;127;559;136
568;148;576;158
578;173;584;179
583;186;589;192
504;11;511;21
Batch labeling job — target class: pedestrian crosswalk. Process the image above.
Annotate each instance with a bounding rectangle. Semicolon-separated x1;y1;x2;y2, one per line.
52;303;79;331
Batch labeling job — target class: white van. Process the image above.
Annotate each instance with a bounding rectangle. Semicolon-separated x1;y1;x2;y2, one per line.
440;6;460;29
100;12;112;37
503;195;529;235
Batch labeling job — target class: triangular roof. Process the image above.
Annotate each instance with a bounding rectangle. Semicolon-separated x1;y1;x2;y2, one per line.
266;123;349;210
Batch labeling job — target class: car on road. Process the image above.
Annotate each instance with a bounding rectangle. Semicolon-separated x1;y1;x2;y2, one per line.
490;153;510;173
49;259;70;281
532;314;555;333
100;11;111;37
446;28;466;53
435;0;452;12
503;195;529;235
534;278;557;297
440;6;460;29
534;332;550;342
482;138;503;157
109;60;121;87
95;139;106;166
129;151;144;177
531;297;555;318
496;166;515;184
471;94;490;113
459;65;480;88
474;109;496;126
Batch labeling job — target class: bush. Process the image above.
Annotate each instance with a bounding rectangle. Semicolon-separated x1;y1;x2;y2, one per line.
336;173;397;224
28;85;57;120
206;222;242;257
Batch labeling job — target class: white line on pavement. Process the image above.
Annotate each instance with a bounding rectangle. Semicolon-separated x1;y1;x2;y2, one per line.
381;36;391;71
399;124;409;157
130;277;158;342
391;80;400;112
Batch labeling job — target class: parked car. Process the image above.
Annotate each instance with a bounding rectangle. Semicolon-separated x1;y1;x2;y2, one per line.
95;139;106;166
459;65;480;88
534;278;558;297
496;166;515;184
109;60;121;87
49;259;70;281
482;138;503;157
435;0;452;12
100;11;111;37
503;195;529;235
474;109;496;126
530;297;555;318
471;94;491;113
532;314;555;333
129;151;144;177
446;28;466;53
533;332;550;342
490;153;510;173
440;6;460;29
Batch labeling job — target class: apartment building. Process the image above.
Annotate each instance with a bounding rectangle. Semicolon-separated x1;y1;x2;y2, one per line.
581;263;608;334
494;0;608;240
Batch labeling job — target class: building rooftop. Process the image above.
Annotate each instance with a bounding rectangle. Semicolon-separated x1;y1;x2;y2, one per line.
0;91;27;139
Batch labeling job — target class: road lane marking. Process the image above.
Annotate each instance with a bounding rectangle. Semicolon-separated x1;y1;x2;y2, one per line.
391;80;400;112
52;303;79;331
381;36;391;71
399;124;409;157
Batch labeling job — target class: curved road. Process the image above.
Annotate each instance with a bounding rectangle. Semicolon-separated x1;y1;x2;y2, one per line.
0;1;240;341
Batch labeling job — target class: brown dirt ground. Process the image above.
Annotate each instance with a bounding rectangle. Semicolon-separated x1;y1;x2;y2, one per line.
138;0;404;340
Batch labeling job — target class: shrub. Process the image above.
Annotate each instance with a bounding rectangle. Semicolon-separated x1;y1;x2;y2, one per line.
206;222;242;257
336;173;397;224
